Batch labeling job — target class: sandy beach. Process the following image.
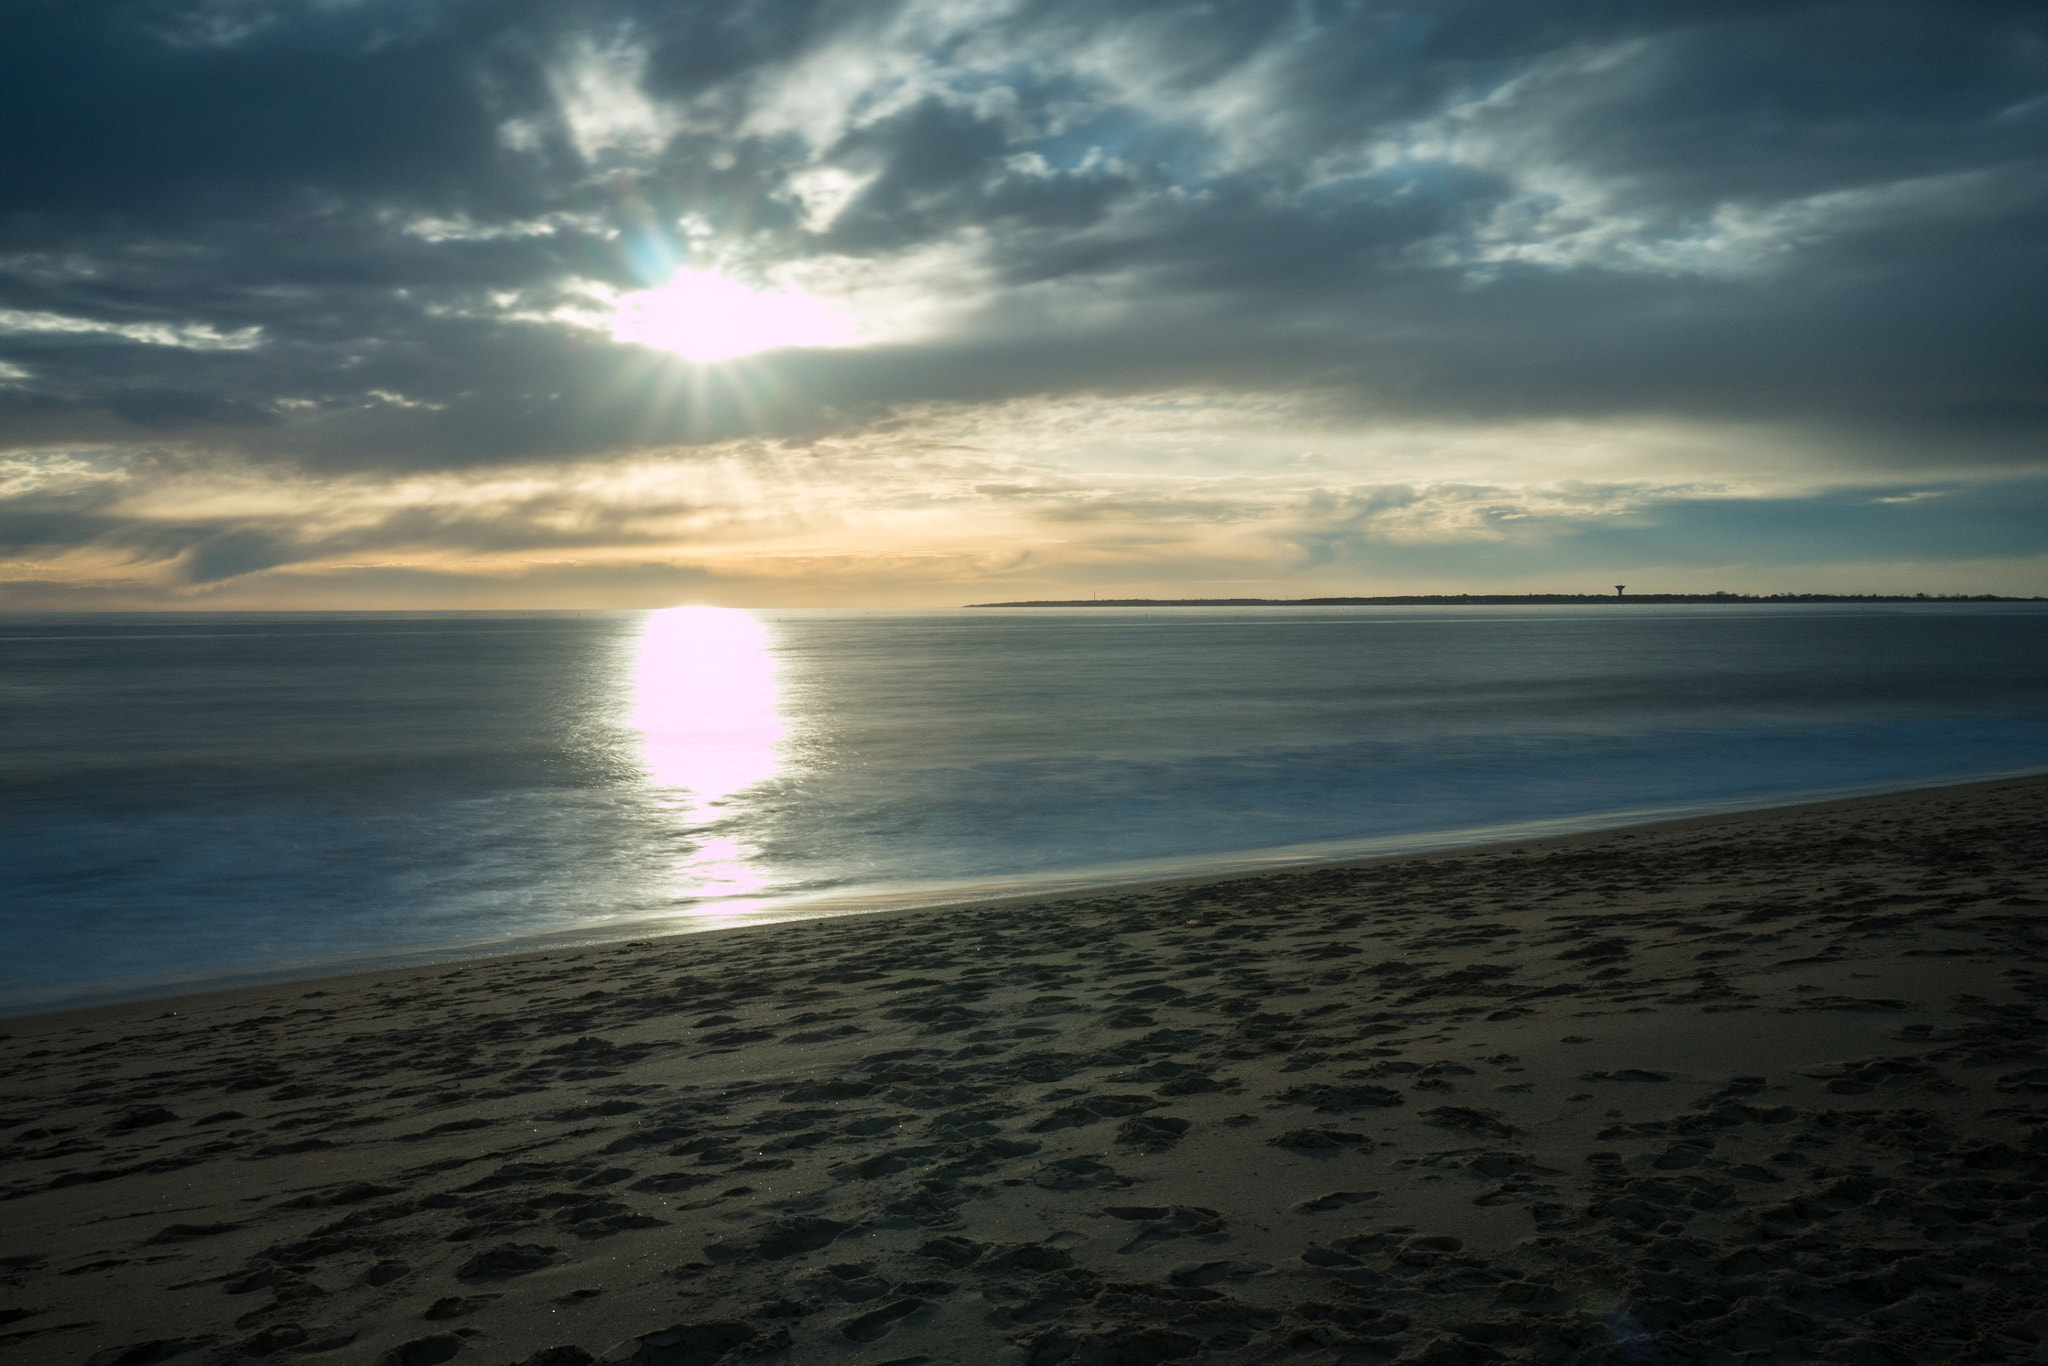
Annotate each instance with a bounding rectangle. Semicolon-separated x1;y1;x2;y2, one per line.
4;775;2046;1366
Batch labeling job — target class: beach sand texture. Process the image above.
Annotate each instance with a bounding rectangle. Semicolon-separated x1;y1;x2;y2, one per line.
4;777;2047;1366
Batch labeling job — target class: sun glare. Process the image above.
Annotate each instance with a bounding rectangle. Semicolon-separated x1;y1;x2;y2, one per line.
631;605;785;799
610;269;854;362
629;605;785;910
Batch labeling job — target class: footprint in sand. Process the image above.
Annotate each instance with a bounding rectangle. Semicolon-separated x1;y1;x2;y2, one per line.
1115;1114;1190;1150
1269;1127;1371;1152
1102;1205;1226;1253
454;1244;558;1279
1294;1190;1378;1213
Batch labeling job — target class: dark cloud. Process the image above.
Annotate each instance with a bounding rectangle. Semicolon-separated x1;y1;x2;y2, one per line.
0;2;513;215
0;0;2040;480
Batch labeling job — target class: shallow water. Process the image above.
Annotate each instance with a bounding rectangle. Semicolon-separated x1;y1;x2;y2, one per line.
4;603;2045;1008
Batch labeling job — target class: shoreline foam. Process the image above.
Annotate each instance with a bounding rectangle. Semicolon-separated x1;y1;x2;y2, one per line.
3;775;2045;1365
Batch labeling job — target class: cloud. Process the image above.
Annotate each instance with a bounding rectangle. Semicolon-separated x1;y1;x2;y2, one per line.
5;419;2046;609
0;308;262;350
0;1;2042;599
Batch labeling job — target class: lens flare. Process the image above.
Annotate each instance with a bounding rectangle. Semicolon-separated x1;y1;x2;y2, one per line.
610;269;854;362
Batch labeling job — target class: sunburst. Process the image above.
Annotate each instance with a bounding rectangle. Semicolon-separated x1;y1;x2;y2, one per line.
610;269;854;362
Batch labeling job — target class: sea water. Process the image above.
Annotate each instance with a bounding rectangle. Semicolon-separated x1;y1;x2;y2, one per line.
4;603;2045;1009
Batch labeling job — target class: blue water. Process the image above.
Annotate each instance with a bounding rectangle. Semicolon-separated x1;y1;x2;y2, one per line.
3;604;2045;1009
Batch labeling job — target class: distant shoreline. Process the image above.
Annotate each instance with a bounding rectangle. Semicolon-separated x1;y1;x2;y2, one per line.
967;592;2047;606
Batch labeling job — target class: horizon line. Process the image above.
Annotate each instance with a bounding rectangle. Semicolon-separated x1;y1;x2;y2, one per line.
966;592;2048;607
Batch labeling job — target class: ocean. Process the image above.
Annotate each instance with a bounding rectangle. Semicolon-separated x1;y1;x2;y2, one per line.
4;603;2045;1010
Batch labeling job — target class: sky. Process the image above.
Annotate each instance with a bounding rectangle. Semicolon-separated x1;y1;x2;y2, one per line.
1;0;2044;608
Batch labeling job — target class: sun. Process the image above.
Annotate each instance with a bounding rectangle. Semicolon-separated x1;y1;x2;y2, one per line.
609;269;855;362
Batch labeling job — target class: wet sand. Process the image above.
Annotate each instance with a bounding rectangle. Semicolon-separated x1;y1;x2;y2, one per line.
4;776;2046;1366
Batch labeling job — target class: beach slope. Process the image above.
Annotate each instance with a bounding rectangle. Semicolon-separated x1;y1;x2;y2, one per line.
4;777;2046;1366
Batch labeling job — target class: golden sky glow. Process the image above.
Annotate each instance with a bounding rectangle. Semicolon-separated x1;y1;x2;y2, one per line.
4;397;2043;608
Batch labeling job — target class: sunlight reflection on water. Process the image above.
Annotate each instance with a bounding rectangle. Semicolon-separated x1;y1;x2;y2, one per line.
630;606;786;910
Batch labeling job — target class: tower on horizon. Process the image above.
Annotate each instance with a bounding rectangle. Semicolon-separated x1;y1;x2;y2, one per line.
1615;585;1626;597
